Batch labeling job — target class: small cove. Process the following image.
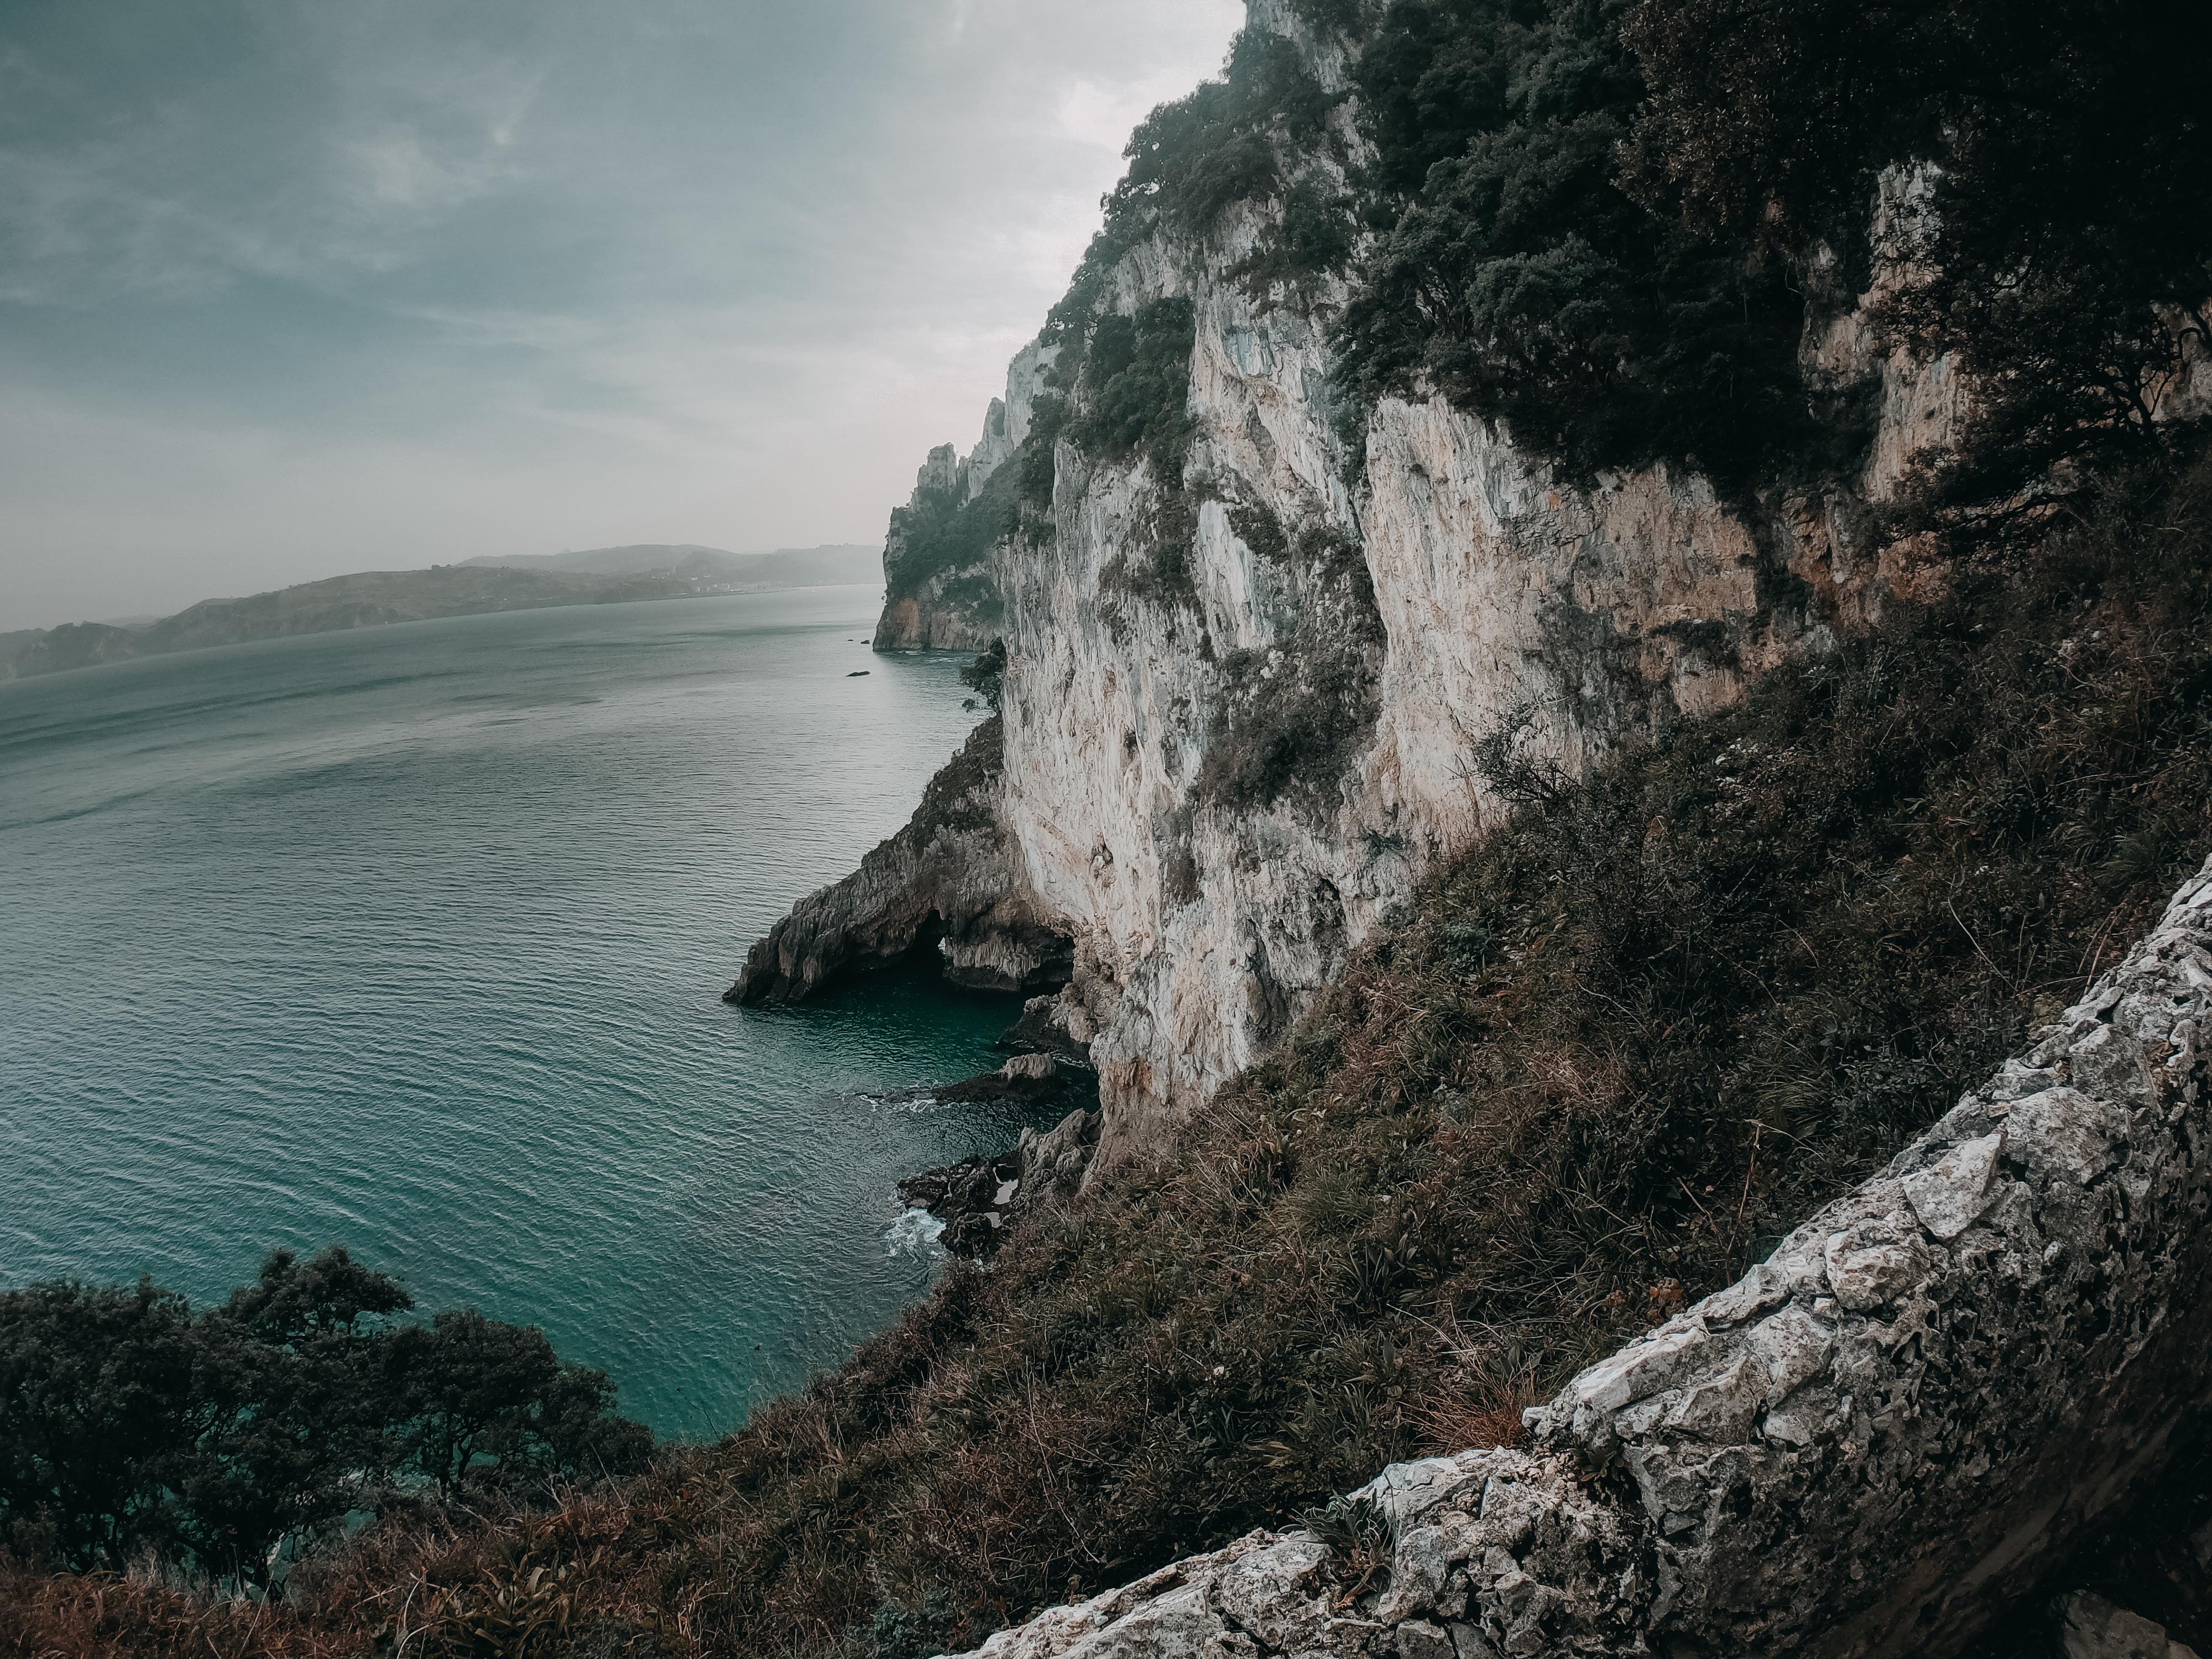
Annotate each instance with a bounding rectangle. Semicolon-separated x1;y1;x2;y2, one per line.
0;586;1051;1439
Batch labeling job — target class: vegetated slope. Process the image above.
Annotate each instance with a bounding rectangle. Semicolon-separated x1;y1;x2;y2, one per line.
24;445;2206;1659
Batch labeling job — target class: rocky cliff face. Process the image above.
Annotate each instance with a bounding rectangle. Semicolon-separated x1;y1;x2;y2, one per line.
726;718;1070;1004
873;345;1058;654
947;852;2212;1658
792;1;1968;1157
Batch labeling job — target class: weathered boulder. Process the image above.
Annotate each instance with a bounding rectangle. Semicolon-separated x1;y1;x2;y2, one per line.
942;854;2212;1658
2058;1594;2203;1659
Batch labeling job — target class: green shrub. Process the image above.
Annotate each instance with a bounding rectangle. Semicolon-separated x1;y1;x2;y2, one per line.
959;639;1006;711
884;462;1019;606
1071;298;1201;467
1334;0;1846;491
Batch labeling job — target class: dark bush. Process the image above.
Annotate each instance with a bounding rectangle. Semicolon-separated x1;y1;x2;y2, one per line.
0;1249;648;1587
959;639;1006;712
1071;298;1201;466
1334;0;1844;491
1620;0;2212;532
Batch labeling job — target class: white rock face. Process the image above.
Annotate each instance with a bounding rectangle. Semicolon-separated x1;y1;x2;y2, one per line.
972;231;1944;1156
842;3;1975;1154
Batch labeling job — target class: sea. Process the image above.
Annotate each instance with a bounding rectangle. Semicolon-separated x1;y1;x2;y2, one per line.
0;586;1053;1440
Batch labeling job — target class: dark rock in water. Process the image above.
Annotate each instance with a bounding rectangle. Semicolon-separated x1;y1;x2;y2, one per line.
934;1051;1074;1104
899;1151;1021;1257
1000;990;1095;1066
898;1099;1102;1258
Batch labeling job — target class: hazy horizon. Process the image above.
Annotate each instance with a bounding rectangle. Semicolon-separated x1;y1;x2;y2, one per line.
0;0;1242;631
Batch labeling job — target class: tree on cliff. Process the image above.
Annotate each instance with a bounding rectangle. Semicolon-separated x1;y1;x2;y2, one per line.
1620;0;2212;533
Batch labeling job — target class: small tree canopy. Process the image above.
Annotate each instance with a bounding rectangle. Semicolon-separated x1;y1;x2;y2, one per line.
0;1249;650;1586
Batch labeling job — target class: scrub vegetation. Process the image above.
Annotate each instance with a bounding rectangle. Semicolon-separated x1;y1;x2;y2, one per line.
0;1250;646;1596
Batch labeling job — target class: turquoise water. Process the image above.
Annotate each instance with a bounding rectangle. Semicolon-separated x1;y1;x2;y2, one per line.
0;587;1045;1440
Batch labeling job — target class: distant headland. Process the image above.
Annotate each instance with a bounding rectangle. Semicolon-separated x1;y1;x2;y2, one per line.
0;542;880;681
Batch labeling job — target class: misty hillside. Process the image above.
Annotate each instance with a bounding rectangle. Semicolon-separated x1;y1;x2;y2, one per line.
460;542;881;584
0;542;885;682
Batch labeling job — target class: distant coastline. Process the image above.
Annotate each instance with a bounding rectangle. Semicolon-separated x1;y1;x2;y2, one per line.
0;542;880;681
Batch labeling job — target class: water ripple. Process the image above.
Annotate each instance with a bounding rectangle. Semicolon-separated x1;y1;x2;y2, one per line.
0;590;1053;1439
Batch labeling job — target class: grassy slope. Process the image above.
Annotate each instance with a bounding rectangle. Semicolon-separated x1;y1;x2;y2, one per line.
14;450;2208;1659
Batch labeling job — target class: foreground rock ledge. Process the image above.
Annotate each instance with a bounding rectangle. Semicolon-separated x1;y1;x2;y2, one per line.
946;854;2212;1659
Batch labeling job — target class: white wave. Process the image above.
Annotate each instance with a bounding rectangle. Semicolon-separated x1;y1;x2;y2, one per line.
884;1204;946;1258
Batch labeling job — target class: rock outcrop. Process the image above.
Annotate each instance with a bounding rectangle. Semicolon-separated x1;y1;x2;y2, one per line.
900;1102;1102;1258
942;854;2212;1657
724;718;1070;1004
2060;1595;2204;1659
874;345;1057;654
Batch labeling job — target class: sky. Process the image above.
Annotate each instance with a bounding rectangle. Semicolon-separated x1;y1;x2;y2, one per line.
0;0;1246;630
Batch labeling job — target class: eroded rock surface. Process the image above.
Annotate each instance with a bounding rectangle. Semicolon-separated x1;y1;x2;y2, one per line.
942;856;2212;1658
2058;1594;2203;1659
724;718;1068;1004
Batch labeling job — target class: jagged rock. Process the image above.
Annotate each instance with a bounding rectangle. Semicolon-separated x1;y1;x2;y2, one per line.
933;1056;1088;1107
2059;1594;2203;1659
1017;1105;1099;1196
1002;987;1099;1065
724;718;1070;1004
900;1106;1100;1260
943;856;2212;1657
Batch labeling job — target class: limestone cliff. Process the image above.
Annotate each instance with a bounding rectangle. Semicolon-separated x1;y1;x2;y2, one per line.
872;346;1057;654
775;0;1962;1158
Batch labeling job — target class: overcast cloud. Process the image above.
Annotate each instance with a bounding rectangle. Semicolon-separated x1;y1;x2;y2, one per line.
0;0;1244;629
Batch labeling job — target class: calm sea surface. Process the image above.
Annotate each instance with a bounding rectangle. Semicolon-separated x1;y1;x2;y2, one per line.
0;587;1044;1439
